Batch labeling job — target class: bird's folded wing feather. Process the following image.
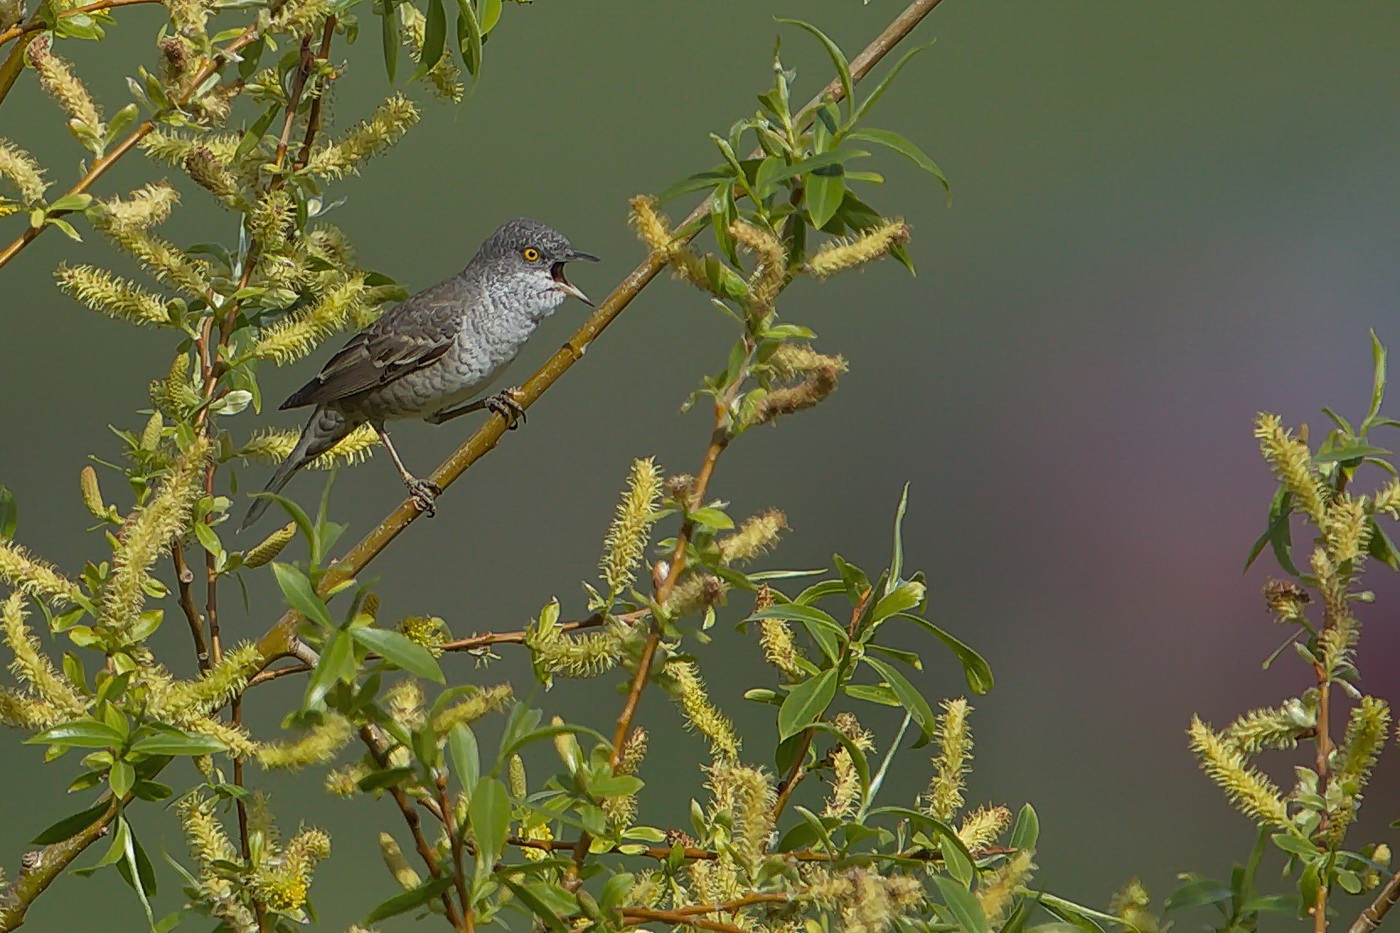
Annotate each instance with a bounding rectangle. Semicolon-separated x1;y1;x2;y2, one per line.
279;284;463;409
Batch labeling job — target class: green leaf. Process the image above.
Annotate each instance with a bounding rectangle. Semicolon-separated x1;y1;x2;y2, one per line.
763;149;869;189
778;19;853;115
0;485;14;538
934;875;987;933
108;760;134;798
1164;878;1232;912
27;720;124;748
1010;802;1039;851
469;777;511;868
448;724;479;798
49;193;93;213
235;104;279;162
844;682;901;706
748;604;847;663
1367;517;1400;571
656;168;730;205
805;164;846;229
869;580;924;628
852;41;935;126
455;0;482;78
1271;832;1321;858
32;800;111;845
1313;442;1392;464
898;613;994;694
688;506;734;530
777;667;839;740
1363;329;1388;431
499;878;571;933
416;0;447;77
128;729;228;757
845;128;949;193
351;626;445;683
862;656;936;745
889;483;910;590
478;0;502;33
270;562;333;628
365;876;454;924
942;834;975;886
306;629;355;708
356;766;416;792
380;0;400;82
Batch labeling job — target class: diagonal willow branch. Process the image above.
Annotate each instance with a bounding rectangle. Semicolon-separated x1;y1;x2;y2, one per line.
1350;873;1400;933
252;0;948;665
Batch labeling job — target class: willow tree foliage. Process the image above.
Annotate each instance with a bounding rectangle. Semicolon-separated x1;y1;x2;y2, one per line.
0;0;1396;931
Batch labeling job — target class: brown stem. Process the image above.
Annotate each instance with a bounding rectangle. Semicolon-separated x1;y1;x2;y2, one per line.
359;724;462;927
293;17;336;172
273;36;315;171
0;797;118;930
435;774;471;930
0;0;161;47
243;611;634;688
620;909;750;933
172;544;208;669
1349;873;1400;933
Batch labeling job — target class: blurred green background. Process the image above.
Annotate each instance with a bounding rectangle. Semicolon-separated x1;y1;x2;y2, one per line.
2;1;1399;929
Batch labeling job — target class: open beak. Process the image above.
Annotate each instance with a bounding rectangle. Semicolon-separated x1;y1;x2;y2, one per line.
552;251;600;306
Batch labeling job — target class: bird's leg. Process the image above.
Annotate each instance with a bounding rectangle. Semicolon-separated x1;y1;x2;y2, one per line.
427;387;527;430
373;425;441;515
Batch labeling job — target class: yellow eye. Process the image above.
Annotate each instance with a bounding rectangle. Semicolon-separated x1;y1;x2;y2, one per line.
522;247;541;262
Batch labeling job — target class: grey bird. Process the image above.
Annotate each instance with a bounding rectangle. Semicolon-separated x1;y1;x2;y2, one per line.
240;218;598;530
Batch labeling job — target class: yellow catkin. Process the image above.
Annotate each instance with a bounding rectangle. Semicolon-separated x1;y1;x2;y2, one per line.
0;137;47;203
717;509;788;565
665;659;740;760
430;684;513;733
1188;716;1290;828
805;220;911;279
303;95;420;181
399;3;463;101
599;457;663;595
55;263;170;327
729;218;787;311
924;698;971;820
252;277;370;365
0;539;83;605
628;195;674;253
749;351;847;427
28;36;102;131
256;713;353;770
379;832;421;890
1254;413;1328;523
977;850;1035;927
244;522;296;568
1;593;88;718
100;437;208;633
240;423;381;470
956;805;1012;850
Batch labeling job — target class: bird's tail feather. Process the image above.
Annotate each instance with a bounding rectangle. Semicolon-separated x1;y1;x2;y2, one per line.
240;407;354;531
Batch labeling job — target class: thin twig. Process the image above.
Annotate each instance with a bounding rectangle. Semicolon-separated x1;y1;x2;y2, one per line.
172;543;208;669
620;909;750;933
1349;873;1400;933
0;0;160;47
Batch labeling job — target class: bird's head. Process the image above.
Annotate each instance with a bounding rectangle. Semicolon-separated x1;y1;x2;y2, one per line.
477;218;600;314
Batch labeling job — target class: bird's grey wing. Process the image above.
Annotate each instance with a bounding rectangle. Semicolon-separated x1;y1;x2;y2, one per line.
279;286;462;410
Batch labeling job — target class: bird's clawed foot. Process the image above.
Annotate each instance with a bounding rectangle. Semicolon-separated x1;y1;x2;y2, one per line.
487;388;527;429
406;477;442;516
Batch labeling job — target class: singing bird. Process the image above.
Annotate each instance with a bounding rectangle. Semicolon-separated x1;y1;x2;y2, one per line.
240;218;598;530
